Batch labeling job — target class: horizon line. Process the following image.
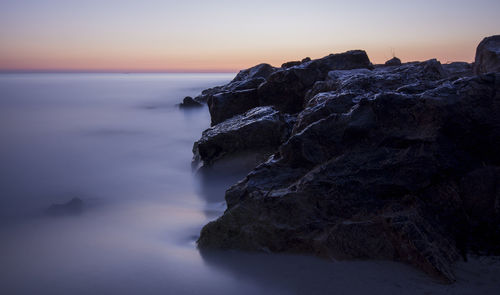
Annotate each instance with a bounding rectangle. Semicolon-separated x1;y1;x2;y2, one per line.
0;69;239;74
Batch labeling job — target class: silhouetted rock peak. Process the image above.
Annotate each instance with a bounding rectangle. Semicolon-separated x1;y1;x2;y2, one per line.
474;35;500;74
281;57;312;69
385;57;402;66
232;63;276;82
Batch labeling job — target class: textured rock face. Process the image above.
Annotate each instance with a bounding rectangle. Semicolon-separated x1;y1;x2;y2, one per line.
297;59;448;132
232;63;276;82
194;106;294;166
189;42;500;283
208;89;260;125
257;50;371;114
202;51;371;125
474;35;500;74
257;66;321;113
198;73;500;283
305;50;372;75
443;62;473;78
186;63;277;107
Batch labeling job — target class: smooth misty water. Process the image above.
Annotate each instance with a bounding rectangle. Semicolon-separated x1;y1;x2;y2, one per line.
0;73;497;295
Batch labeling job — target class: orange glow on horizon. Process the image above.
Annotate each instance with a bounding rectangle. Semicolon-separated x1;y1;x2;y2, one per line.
0;40;479;73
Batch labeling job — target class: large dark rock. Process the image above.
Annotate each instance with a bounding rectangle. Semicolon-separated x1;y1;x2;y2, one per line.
315;59;446;98
198;72;500;283
194;106;294;166
188;64;277;105
190;42;500;283
474;35;500;74
304;50;372;76
204;50;372;124
257;66;321;114
297;60;449;133
232;63;277;82
257;50;372;114
207;89;260;125
205;76;273;125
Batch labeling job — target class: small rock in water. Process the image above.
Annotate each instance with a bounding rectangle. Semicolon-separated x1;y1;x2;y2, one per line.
179;96;203;108
46;197;84;216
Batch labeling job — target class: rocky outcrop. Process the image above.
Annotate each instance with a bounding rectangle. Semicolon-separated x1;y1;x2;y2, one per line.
200;51;371;125
299;59;448;127
232;63;276;82
257;50;372;114
183;63;278;111
474;35;500;74
256;66;322;114
198;73;500;283
190;37;500;283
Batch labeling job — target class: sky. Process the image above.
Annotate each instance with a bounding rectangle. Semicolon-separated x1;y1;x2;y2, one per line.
0;0;499;72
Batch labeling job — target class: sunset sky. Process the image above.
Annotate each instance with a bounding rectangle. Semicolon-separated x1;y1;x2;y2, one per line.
1;0;499;72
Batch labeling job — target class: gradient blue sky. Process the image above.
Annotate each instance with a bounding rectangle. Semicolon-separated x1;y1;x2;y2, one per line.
1;0;499;72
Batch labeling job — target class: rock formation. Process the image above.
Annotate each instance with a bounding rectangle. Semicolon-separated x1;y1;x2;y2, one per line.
179;96;203;108
187;36;500;283
193;106;294;166
474;35;500;74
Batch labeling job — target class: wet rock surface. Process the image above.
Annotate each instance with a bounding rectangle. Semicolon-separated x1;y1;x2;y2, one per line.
193;106;294;167
186;38;500;283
